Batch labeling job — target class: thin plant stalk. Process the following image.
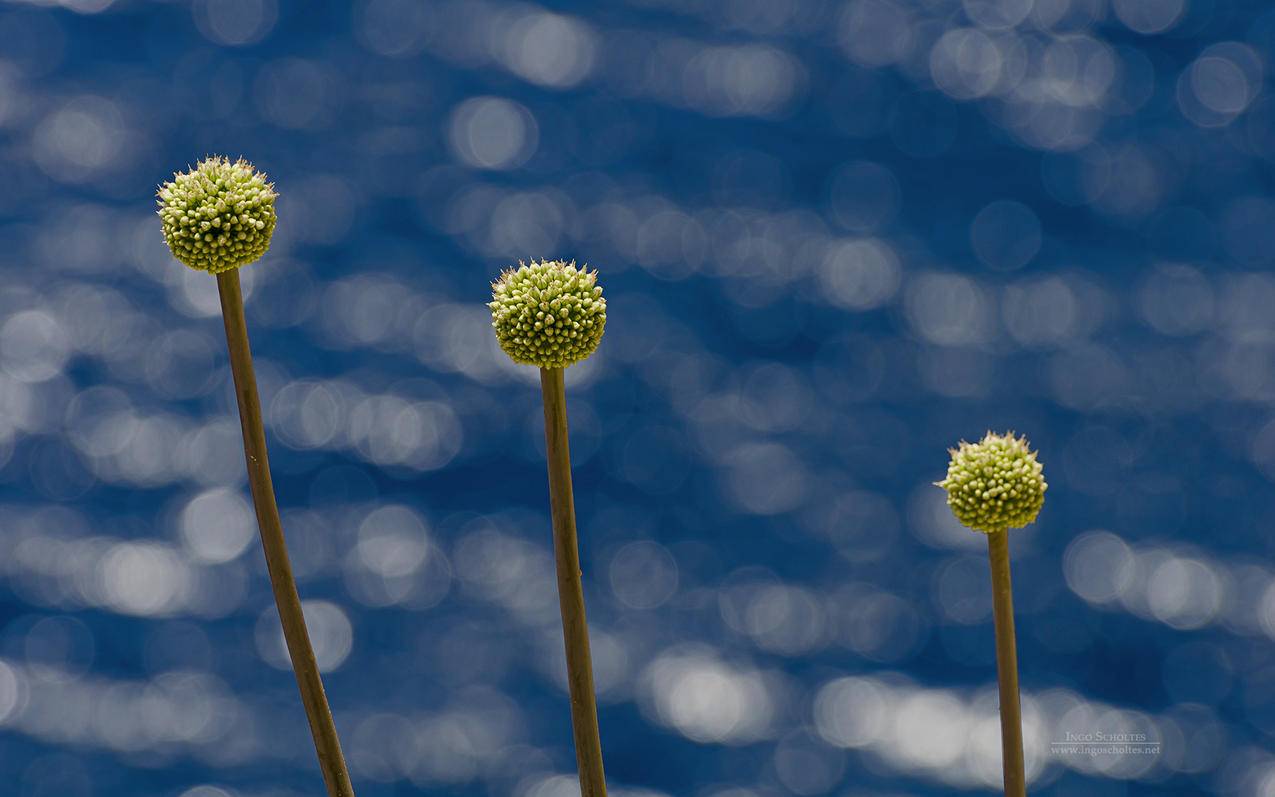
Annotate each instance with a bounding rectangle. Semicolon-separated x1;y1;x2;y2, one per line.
217;270;356;797
539;366;608;797
987;528;1026;797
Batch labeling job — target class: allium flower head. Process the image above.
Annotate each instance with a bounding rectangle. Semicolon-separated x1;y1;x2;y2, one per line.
937;431;1047;534
489;259;606;369
157;156;277;273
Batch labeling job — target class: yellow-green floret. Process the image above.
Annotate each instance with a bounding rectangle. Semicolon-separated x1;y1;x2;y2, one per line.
937;431;1047;534
157;156;277;273
489;259;606;369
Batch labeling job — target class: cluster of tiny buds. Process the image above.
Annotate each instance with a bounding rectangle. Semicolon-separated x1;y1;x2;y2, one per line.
937;431;1047;534
157;156;277;274
489;259;607;369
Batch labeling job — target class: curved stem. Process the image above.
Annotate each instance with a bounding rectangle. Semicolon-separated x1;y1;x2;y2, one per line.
217;270;356;797
539;367;608;797
987;528;1026;797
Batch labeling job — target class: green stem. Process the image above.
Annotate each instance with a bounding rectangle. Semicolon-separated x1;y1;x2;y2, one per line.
539;366;608;797
217;270;356;797
987;528;1026;797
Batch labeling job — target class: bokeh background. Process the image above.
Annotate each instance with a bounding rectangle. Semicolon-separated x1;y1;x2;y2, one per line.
0;0;1273;794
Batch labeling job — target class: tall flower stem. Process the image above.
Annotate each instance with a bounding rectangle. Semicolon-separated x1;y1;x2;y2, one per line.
987;528;1026;797
539;366;608;797
217;270;356;797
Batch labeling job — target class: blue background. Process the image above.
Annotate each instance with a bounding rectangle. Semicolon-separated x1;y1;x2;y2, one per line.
0;0;1273;795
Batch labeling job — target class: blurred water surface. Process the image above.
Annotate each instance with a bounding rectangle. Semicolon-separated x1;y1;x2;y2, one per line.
0;0;1274;795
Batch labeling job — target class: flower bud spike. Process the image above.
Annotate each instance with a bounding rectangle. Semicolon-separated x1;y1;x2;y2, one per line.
157;157;353;797
936;430;1045;797
487;257;609;797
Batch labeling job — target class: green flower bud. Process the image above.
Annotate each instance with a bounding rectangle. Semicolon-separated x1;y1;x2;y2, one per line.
157;156;278;274
489;259;607;369
937;431;1047;534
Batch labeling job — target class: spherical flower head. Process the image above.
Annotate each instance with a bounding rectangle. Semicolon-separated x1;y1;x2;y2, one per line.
937;431;1047;534
157;156;277;274
489;259;606;369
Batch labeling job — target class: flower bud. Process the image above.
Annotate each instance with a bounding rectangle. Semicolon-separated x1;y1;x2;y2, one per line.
157;156;277;273
489;259;607;369
937;431;1047;534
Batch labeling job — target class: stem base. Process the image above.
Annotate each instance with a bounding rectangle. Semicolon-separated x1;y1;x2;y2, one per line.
540;366;608;797
987;529;1026;797
218;270;355;797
